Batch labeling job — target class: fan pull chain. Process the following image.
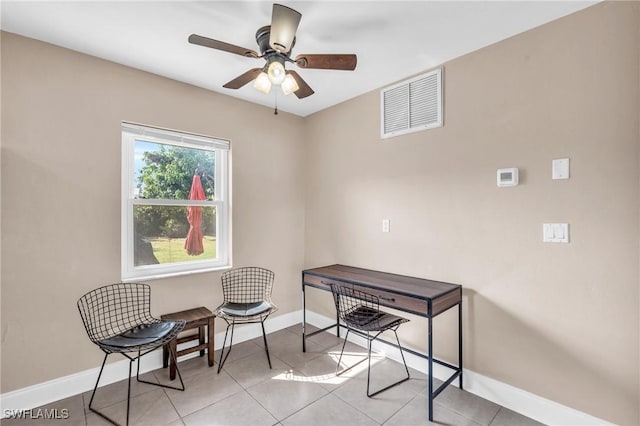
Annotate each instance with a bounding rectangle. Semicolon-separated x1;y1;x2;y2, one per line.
274;90;278;115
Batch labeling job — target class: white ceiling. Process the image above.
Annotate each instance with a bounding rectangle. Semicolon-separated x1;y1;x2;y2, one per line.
1;1;597;117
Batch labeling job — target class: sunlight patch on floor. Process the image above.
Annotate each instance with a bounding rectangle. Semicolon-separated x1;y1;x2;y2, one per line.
270;350;385;385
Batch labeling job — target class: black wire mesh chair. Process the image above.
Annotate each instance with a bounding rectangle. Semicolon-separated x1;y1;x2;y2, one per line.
77;283;186;426
330;283;410;397
214;267;277;373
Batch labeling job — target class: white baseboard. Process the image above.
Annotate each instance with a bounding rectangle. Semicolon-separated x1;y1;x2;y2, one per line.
304;311;612;426
1;309;611;425
0;310;301;418
461;369;612;426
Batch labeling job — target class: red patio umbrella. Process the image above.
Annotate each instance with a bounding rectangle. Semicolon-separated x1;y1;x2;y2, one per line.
184;174;206;256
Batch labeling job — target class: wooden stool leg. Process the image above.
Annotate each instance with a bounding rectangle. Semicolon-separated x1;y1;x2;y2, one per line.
208;316;215;367
199;325;205;357
169;338;178;380
162;344;169;368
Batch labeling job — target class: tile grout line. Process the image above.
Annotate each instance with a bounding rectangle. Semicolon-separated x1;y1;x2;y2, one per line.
435;392;499;426
160;383;184;426
379;383;424;425
81;392;88;426
83;370;160;419
243;350;287;422
173;370;246;423
251;338;357;425
487;406;503;426
277;392;340;426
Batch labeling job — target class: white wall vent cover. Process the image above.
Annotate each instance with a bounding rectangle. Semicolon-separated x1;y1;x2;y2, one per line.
381;68;443;139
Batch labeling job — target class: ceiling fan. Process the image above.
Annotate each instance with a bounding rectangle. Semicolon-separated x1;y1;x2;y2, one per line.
188;3;357;99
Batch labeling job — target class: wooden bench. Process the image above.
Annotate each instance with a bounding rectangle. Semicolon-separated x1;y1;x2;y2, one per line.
161;306;215;380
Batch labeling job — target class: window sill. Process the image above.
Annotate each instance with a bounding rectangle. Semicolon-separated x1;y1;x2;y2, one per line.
121;264;232;282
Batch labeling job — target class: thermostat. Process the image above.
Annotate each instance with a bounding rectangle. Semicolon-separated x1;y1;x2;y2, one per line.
497;168;518;187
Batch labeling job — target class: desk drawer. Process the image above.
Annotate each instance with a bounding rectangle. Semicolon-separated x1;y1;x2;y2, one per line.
353;285;428;316
303;273;333;291
304;273;429;316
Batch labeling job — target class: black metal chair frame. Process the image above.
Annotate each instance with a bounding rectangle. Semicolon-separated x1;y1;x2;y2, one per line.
214;267;277;373
330;283;410;397
77;283;186;426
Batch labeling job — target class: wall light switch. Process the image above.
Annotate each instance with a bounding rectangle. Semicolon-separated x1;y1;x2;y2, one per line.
382;219;390;233
543;223;569;243
552;158;570;180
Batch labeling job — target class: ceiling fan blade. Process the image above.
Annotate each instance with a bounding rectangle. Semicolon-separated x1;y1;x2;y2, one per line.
269;4;301;53
223;68;263;89
189;34;259;58
295;54;357;71
288;71;314;99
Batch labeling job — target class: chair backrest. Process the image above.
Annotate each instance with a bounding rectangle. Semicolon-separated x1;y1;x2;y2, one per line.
330;283;382;331
77;283;155;343
221;267;275;304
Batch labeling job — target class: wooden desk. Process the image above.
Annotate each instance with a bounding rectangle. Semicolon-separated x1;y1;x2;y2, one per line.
161;307;215;380
302;264;462;421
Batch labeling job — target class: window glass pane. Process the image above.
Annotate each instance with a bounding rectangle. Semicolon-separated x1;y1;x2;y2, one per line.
133;205;217;266
134;139;216;200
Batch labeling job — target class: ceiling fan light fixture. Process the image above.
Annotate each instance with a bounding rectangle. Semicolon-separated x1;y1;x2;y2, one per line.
189;3;356;101
281;72;299;95
267;60;286;85
253;71;272;94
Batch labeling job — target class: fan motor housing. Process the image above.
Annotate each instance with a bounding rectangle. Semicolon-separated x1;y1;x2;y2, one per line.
255;25;295;57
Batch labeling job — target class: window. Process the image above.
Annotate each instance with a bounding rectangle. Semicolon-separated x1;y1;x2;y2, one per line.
121;123;230;280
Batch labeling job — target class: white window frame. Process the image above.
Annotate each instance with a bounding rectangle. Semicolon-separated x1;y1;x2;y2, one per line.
121;122;231;281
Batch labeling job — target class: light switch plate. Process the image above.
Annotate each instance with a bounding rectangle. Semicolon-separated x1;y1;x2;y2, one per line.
552;158;570;180
382;219;390;233
543;223;569;243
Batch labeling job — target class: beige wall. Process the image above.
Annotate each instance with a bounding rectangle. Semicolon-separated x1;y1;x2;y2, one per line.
302;2;639;425
0;30;4;392
0;32;306;392
1;1;639;425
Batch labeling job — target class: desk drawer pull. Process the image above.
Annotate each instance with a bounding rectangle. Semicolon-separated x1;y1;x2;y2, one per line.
320;281;397;303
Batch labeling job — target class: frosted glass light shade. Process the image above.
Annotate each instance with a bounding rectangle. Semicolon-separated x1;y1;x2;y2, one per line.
281;73;299;95
253;72;272;94
267;61;286;85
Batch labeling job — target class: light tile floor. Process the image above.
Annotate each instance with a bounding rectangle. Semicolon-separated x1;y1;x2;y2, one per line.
2;326;544;426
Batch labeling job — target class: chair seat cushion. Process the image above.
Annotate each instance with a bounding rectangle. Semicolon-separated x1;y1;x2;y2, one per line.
217;301;272;317
345;306;407;331
99;321;177;348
